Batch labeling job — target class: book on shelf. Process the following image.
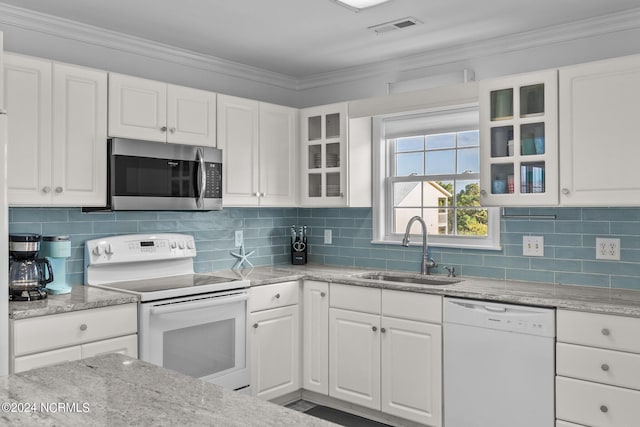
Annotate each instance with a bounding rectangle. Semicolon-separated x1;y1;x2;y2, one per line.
520;165;545;194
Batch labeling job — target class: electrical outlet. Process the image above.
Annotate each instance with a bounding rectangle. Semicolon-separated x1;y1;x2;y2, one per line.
523;236;544;257
596;237;620;260
234;230;243;247
324;229;332;245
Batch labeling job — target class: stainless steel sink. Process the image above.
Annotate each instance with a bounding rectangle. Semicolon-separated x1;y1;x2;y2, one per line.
355;272;461;286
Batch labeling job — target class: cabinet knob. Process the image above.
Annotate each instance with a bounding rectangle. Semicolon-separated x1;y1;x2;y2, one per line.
170;127;176;134
255;192;260;197
260;192;266;197
381;327;386;333
253;323;258;329
161;126;167;132
55;187;63;193
601;328;610;336
372;326;377;332
601;364;610;371
79;324;87;331
42;186;51;194
320;292;326;297
600;405;608;413
275;293;280;299
562;188;570;195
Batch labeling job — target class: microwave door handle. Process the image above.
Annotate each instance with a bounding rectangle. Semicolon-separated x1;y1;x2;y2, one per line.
195;147;206;209
149;293;248;315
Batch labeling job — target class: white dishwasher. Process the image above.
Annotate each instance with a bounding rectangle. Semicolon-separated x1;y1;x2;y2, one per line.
443;297;555;427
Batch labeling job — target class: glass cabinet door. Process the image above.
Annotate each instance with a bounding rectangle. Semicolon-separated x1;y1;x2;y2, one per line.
480;70;558;205
300;104;348;206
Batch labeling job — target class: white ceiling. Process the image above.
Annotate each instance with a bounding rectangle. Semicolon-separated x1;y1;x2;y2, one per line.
1;0;640;78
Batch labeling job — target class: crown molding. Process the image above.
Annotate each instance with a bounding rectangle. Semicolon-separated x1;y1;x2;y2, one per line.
297;7;640;90
0;3;300;90
1;3;639;92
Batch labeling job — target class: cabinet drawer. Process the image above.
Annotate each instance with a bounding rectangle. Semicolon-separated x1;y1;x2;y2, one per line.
330;283;380;314
249;281;299;312
13;303;137;356
557;376;640;427
557;310;640;353
81;334;138;359
382;289;442;323
557;343;640;391
13;346;82;373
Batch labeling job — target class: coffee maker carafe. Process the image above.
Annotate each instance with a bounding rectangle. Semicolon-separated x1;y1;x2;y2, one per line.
9;234;54;301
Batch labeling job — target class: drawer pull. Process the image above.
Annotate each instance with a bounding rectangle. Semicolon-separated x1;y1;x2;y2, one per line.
275;293;281;299
253;323;259;329
601;328;610;336
600;405;608;413
372;326;377;332
381;327;386;333
601;363;610;371
320;292;326;297
79;324;87;331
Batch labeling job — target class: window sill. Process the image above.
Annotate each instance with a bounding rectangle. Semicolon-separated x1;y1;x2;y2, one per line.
370;239;503;251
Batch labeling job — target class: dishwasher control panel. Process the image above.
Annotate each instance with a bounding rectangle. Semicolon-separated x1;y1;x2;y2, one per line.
443;297;555;337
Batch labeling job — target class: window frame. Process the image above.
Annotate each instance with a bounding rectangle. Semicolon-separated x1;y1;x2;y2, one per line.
371;106;501;250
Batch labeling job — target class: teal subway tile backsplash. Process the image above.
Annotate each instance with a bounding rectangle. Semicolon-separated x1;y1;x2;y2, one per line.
10;206;640;291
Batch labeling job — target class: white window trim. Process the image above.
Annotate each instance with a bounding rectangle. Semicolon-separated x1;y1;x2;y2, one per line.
371;107;502;251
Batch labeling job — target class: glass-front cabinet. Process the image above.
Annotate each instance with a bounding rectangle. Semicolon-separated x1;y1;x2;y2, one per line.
300;103;348;206
479;70;558;205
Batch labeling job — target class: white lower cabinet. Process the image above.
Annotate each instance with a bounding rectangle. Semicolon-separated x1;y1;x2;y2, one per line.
10;304;138;373
249;282;300;401
556;309;640;427
327;283;442;426
302;280;329;395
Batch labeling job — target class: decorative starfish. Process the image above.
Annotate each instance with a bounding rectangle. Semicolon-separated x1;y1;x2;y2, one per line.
230;244;255;270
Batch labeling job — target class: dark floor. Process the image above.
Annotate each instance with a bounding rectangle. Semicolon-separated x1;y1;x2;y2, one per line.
287;401;391;427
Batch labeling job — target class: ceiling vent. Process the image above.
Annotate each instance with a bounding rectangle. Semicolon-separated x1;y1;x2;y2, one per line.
368;17;422;34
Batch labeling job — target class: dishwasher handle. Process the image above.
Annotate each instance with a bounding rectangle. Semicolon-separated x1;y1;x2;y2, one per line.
484;305;507;313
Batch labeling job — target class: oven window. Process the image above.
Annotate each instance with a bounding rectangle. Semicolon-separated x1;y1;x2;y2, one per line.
113;155;197;197
163;319;235;378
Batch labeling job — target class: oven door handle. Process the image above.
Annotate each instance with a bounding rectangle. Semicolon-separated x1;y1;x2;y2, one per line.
150;293;248;315
195;147;206;209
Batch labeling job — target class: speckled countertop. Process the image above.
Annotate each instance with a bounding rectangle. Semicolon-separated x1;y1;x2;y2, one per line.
9;286;138;320
213;264;640;317
11;264;640;320
0;353;335;426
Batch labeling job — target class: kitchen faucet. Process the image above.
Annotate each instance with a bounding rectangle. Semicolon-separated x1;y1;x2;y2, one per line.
402;216;437;275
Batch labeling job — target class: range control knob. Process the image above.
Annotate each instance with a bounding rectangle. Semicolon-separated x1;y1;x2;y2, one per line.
179;241;186;249
170;241;177;249
187;241;195;250
92;245;104;256
105;244;114;255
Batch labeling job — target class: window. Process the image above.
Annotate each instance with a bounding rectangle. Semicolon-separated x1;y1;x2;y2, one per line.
373;106;501;250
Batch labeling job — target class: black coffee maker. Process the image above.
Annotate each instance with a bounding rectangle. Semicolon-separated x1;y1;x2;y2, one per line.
8;234;54;301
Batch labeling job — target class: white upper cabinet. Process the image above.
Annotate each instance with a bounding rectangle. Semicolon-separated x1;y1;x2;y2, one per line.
4;53;107;206
108;73;216;147
217;94;298;207
479;69;558;206
300;103;371;207
559;54;640;206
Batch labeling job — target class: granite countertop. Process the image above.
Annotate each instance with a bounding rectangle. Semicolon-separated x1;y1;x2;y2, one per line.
0;353;334;426
9;286;138;320
213;264;640;317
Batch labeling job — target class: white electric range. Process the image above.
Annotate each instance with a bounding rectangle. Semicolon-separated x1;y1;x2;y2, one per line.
84;233;250;392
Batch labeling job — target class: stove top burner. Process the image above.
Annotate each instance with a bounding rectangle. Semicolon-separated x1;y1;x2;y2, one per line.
10;288;48;302
103;274;239;293
90;273;247;302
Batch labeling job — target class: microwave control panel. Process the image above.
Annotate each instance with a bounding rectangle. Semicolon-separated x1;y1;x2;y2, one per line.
205;162;222;198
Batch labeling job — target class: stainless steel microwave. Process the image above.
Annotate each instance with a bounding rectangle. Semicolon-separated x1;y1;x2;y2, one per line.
93;138;223;211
